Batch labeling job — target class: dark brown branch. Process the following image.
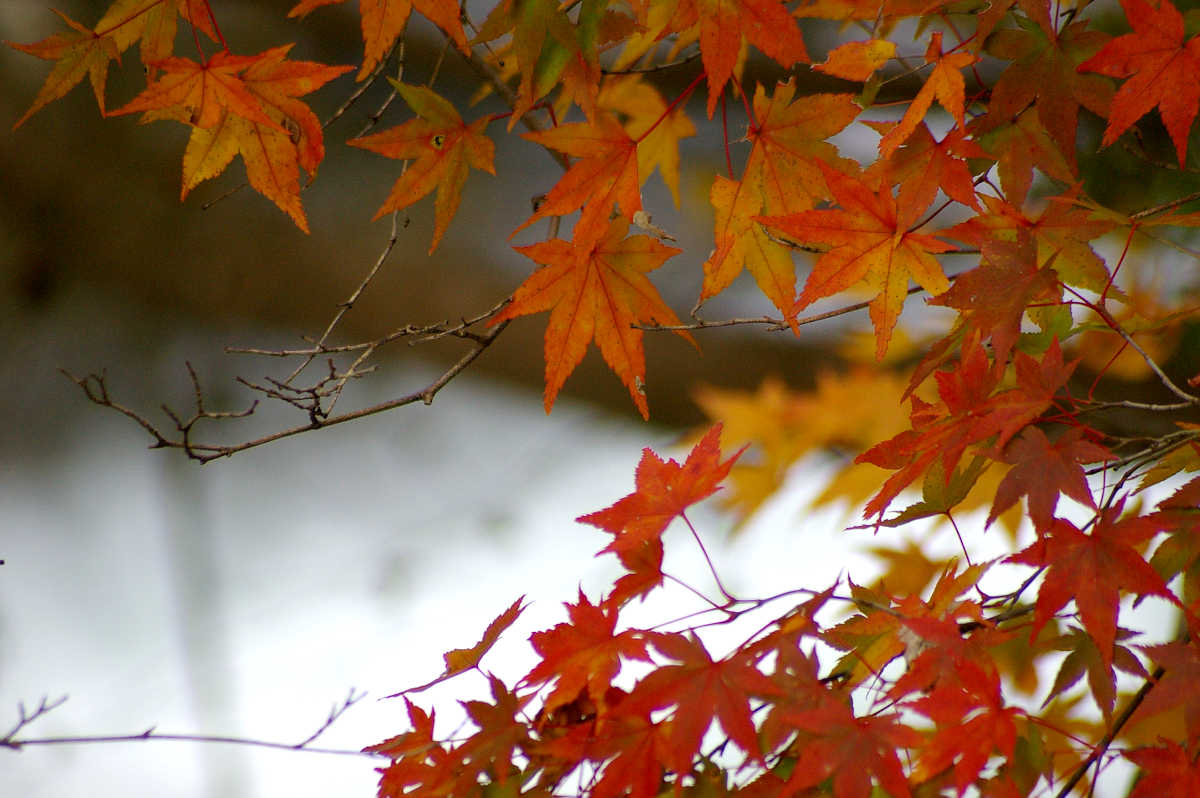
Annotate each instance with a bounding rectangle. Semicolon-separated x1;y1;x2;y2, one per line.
1055;664;1167;798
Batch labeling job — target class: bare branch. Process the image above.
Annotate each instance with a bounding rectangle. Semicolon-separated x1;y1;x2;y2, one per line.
0;695;68;749
2;690;378;758
66;313;511;463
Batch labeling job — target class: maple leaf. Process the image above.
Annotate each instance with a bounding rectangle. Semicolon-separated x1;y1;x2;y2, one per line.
781;699;921;798
545;711;672;798
9;10;123;128
522;591;652;715
873;124;988;215
109;47;351;231
814;38;896;82
1007;500;1175;668
370;700;464;798
578;424;744;572
110;50;282;129
598;75;696;208
878;32;978;157
350;82;496;252
489;218;691;419
664;0;809;117
982;1;1113;169
970;107;1075;206
288;0;468;80
385;596;528;697
986;426;1112;532
1043;625;1146;720
927;231;1061;367
9;1;221;128
1148;477;1200;603
759;160;955;360
1129;640;1200;740
622;632;782;770
1126;741;1200;798
1077;0;1200;166
909;673;1020;793
701;82;860;320
857;338;1075;518
473;0;607;124
945;193;1116;294
455;676;534;790
513;112;640;249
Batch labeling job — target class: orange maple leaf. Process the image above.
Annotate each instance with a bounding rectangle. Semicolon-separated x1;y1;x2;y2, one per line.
878;31;977;157
109;50;282;129
668;0;809;116
350;82;496;252
515;112;641;249
491;218;690;418
597;75;696;208
814;38;896;82
288;0;468;80
758;161;955;360
701;82;860;320
9;1;220;128
9;10;121;129
1078;0;1200;166
111;48;351;232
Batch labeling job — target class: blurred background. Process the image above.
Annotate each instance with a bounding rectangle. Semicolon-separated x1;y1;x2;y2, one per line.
5;3;1196;796
0;3;841;796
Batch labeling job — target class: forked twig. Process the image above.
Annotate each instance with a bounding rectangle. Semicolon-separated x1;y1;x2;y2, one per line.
2;691;376;757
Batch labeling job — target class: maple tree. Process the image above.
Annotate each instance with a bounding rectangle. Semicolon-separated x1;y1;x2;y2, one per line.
9;0;1200;796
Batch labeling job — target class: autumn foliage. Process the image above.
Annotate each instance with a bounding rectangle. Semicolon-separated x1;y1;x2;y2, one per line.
12;0;1200;795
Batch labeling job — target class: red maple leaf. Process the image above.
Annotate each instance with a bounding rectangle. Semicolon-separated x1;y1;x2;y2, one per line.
522;590;652;715
909;671;1020;793
1078;0;1200;166
987;426;1113;532
927;231;1061;367
858;338;1075;518
781;699;921;798
982;1;1113;169
1129;640;1200;740
1008;500;1176;668
578;424;744;555
1126;741;1200;798
621;632;782;770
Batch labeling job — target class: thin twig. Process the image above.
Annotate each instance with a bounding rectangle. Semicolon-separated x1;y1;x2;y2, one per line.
2;691;373;756
66;319;511;463
283;212;405;384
